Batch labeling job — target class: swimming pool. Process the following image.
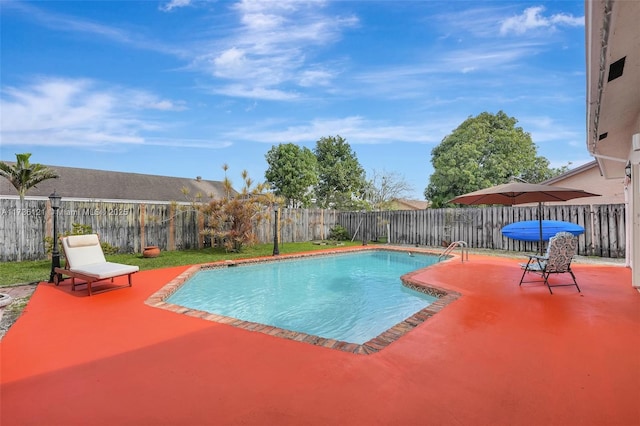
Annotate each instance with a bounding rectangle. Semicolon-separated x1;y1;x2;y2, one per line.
166;250;441;345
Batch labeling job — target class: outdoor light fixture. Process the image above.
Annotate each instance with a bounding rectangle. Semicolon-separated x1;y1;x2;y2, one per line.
625;161;632;179
48;191;62;283
272;203;280;256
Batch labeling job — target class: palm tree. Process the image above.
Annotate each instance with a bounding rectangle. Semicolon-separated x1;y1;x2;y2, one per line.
0;153;59;261
0;153;59;200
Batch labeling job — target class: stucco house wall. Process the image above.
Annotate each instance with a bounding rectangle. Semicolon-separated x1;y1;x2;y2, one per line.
541;161;625;206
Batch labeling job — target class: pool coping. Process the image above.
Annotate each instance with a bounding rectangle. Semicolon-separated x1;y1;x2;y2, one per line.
144;246;461;355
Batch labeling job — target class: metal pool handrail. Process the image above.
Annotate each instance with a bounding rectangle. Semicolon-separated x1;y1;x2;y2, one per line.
439;241;469;262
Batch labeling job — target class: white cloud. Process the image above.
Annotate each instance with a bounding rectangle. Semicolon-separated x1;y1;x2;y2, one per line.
126;90;188;111
432;6;515;39
147;99;187;111
239;11;285;30
518;115;584;154
351;39;543;101
298;69;334;87
224;116;450;146
190;0;358;100
144;137;231;149
159;0;192;12
4;1;133;43
0;78;186;147
212;84;299;101
212;47;249;78
500;6;583;36
443;42;543;72
5;1;186;57
7;1;357;101
233;0;319;18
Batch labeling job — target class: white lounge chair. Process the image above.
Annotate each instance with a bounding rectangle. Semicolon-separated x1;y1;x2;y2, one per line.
54;234;139;296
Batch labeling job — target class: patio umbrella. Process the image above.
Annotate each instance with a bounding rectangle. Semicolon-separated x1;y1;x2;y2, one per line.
448;182;600;254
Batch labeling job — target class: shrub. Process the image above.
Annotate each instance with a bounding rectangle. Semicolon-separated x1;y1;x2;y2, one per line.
200;168;278;253
328;225;350;241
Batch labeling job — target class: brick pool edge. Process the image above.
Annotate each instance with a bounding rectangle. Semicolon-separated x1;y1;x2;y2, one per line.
145;246;461;355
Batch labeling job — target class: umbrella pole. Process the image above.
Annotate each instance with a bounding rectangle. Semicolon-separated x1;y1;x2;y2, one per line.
538;202;544;255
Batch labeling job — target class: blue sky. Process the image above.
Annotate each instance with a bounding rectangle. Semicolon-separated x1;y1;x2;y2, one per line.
1;0;588;199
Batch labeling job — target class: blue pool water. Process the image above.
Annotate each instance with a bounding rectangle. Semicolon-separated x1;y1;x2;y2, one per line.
167;250;439;344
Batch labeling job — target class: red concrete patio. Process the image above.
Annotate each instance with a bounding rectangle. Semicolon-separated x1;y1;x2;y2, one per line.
1;251;638;425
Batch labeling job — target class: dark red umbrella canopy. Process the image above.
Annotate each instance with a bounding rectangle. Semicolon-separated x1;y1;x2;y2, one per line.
448;182;600;206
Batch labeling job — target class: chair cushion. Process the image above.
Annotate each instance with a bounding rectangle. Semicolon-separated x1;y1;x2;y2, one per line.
64;244;106;268
66;234;100;248
546;232;577;272
71;262;139;280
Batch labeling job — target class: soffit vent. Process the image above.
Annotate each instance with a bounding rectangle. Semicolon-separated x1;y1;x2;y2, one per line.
607;56;626;82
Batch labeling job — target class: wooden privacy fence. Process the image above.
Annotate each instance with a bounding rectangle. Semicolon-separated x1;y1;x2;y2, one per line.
0;199;337;261
0;199;197;261
0;198;626;261
337;204;626;258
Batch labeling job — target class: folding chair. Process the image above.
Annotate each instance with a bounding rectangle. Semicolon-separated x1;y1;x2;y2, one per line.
519;231;580;294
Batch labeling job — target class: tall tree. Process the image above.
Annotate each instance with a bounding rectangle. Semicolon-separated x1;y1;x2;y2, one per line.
424;111;553;208
0;153;59;261
265;143;318;208
314;135;366;210
365;169;413;210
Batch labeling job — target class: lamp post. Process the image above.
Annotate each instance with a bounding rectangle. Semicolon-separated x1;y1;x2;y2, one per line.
272;203;280;256
48;191;62;283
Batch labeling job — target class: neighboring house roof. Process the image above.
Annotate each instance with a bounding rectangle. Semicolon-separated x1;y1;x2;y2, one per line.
392;198;429;210
0;163;233;203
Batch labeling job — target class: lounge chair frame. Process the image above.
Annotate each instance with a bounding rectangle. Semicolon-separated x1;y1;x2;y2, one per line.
519;231;581;294
53;234;138;296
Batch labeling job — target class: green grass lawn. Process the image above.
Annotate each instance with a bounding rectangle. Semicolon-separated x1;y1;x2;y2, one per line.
0;241;364;287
